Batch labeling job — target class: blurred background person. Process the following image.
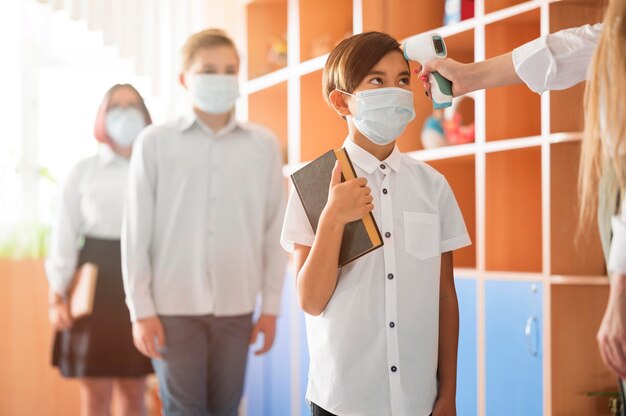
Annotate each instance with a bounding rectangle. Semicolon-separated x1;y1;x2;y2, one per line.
46;84;154;416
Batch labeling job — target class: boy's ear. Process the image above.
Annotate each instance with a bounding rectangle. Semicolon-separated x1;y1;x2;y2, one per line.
329;89;351;118
179;72;188;89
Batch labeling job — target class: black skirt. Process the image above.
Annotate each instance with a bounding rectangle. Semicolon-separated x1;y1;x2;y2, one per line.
52;237;153;378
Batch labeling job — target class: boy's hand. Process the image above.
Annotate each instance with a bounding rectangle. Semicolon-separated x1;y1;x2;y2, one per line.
432;394;456;416
323;161;373;225
132;315;166;359
250;314;277;355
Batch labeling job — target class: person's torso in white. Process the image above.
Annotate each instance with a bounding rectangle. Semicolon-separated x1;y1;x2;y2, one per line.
281;139;471;416
122;114;286;320
45;146;129;294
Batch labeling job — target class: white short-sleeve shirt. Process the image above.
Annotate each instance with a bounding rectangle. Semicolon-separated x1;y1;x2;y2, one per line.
281;138;471;416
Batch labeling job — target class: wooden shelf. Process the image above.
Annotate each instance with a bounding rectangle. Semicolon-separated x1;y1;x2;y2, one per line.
428;155;477;268
551;284;615;416
485;9;540;141
362;0;446;40
300;70;346;161
246;0;288;80
486;147;542;272
485;0;532;14
550;142;606;276
248;81;289;163
299;0;352;62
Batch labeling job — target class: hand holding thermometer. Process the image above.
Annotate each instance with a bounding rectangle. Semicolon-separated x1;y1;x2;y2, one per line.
403;32;453;109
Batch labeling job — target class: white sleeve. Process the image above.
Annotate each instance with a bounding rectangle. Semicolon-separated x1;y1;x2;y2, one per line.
512;23;602;94
260;137;288;315
280;189;315;253
608;195;626;275
121;128;158;321
45;162;84;296
438;178;472;253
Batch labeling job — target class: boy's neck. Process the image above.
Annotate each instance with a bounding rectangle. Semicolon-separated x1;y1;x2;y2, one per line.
194;108;232;132
348;125;396;161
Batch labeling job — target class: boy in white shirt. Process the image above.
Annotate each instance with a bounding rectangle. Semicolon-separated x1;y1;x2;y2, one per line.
281;31;471;416
122;29;287;415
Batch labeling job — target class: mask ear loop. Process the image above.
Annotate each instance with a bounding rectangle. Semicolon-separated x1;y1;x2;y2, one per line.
330;89;357;120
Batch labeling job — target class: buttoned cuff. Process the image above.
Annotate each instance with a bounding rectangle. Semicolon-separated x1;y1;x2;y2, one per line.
512;35;556;95
609;216;626;275
126;294;157;322
261;292;282;316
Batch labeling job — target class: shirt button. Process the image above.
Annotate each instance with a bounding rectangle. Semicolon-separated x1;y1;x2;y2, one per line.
389;322;395;328
382;188;388;194
387;273;394;280
380;164;386;170
385;232;391;238
391;366;397;372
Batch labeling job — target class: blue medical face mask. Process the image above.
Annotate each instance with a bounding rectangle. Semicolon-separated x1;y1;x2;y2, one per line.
337;87;416;145
189;74;240;114
105;106;147;147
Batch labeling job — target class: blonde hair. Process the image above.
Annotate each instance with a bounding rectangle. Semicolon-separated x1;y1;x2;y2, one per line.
579;0;626;232
181;28;239;70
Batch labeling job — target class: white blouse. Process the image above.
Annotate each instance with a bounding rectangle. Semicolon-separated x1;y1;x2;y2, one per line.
45;146;130;296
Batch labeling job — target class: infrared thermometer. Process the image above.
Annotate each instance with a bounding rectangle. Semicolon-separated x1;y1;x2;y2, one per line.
403;32;453;109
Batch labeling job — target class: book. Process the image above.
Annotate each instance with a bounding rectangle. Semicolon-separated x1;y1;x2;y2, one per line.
69;262;98;319
290;148;383;267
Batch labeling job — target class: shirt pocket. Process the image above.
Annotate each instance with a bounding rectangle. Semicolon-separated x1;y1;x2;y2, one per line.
403;211;440;260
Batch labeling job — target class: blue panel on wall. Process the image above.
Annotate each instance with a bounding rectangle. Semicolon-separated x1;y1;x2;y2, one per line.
485;280;543;416
244;271;293;416
456;277;477;416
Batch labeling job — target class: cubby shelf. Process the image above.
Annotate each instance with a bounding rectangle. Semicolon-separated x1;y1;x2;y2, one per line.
240;1;611;416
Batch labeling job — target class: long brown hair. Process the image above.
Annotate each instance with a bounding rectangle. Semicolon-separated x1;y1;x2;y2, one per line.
579;0;626;232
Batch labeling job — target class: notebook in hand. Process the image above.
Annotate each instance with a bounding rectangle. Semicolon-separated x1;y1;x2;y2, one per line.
290;148;383;267
69;262;98;319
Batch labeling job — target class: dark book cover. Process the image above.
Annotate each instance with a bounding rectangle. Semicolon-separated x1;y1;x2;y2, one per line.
290;148;383;267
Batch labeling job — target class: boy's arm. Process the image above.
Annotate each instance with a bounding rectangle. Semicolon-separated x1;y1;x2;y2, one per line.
294;162;372;316
436;251;459;408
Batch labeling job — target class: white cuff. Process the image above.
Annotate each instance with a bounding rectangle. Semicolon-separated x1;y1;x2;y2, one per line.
609;216;626;275
126;294;157;322
512;35;556;95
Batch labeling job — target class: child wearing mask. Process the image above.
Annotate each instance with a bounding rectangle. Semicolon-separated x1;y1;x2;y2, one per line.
281;32;471;416
122;29;286;415
46;84;153;415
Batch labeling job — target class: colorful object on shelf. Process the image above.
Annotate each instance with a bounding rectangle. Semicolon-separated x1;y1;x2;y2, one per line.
421;109;447;149
444;95;475;145
266;35;288;68
444;0;475;26
403;32;453;109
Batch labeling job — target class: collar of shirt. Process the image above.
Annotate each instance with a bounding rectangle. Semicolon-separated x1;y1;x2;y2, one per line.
342;138;402;174
177;109;239;138
98;145;126;166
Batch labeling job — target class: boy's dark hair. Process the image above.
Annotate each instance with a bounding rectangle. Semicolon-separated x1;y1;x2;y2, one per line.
322;31;407;106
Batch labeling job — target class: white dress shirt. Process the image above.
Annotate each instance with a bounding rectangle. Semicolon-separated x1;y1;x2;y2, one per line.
512;23;602;94
122;113;287;322
281;139;471;416
46;146;129;296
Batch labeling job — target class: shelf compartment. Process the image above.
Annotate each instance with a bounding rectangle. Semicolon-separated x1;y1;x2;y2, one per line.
300;0;352;62
485;0;532;15
300;69;346;161
550;142;606;276
362;0;446;41
248;81;289;163
428;155;476;268
246;0;288;80
486;147;542;272
551;284;614;416
485;9;540;141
